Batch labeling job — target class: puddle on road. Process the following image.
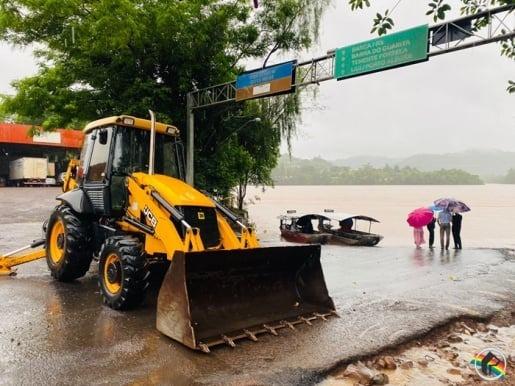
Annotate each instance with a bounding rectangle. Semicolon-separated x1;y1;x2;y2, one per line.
321;322;514;385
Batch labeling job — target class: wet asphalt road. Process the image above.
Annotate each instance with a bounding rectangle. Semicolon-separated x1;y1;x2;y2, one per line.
0;188;514;385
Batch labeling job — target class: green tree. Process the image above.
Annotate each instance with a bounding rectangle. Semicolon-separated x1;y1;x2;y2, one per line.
271;155;484;185
504;168;515;183
0;0;330;196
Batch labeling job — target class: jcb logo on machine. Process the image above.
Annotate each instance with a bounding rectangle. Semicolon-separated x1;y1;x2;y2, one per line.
143;206;158;228
197;211;205;220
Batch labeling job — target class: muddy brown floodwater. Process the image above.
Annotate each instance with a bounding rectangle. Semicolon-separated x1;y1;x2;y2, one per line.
246;184;515;248
0;187;514;385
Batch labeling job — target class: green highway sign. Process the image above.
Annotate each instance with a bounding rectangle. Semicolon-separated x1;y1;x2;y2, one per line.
334;25;429;79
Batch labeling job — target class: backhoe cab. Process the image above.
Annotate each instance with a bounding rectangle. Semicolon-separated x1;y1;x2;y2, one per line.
1;112;336;352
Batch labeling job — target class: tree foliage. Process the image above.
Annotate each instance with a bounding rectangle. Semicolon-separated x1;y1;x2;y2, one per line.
503;168;515;183
273;156;484;185
371;9;394;36
426;0;453;23
0;0;330;196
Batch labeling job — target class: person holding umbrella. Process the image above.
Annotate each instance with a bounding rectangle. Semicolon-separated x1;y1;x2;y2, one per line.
433;198;470;250
407;208;433;249
427;216;436;248
413;226;425;248
426;204;439;248
452;210;463;249
437;210;452;250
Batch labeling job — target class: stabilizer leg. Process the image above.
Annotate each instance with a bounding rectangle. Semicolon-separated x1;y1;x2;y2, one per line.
0;239;46;276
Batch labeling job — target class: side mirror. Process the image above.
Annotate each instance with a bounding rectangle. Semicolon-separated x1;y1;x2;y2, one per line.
99;129;108;145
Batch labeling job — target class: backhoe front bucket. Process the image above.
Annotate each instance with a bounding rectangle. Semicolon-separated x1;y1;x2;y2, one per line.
156;245;335;352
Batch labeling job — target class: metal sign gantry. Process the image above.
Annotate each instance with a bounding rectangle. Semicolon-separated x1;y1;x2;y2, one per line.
186;4;514;184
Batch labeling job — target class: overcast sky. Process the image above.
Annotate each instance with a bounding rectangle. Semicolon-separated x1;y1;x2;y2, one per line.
0;1;513;159
280;1;515;159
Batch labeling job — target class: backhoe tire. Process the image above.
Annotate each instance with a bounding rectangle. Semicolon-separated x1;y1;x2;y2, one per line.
98;236;150;310
46;205;93;282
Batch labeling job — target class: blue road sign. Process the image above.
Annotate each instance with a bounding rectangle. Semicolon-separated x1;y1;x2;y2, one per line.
235;61;296;101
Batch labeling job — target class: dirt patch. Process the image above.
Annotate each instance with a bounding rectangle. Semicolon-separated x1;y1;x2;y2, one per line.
322;305;515;385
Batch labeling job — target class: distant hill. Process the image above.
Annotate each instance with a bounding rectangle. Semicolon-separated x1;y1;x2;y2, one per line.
332;155;401;169
332;149;515;178
272;155;483;185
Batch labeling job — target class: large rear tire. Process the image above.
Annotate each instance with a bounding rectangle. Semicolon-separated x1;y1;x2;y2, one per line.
98;236;150;310
46;205;93;282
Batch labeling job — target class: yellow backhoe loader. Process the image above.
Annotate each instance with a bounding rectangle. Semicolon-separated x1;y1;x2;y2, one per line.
0;112;336;352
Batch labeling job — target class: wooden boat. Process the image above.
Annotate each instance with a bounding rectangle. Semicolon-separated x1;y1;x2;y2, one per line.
324;211;383;246
279;210;383;247
279;213;331;244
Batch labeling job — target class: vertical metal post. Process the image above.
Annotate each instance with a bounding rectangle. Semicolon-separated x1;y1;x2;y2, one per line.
148;109;156;175
186;92;194;185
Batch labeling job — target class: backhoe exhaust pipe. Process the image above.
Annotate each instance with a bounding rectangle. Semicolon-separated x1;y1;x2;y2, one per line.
148;109;156;175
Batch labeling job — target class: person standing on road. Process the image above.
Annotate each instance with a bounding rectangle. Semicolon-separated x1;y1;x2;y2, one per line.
451;211;463;249
413;226;425;248
438;209;451;250
426;217;436;248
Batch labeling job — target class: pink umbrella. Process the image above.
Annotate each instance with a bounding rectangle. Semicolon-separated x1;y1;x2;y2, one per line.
407;207;434;228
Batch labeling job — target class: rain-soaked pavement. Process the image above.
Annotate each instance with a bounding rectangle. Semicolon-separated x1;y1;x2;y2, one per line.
0;188;514;385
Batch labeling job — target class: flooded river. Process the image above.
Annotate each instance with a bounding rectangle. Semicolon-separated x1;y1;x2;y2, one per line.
247;184;515;248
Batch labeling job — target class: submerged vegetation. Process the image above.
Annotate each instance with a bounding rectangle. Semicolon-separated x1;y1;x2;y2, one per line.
272;156;484;185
